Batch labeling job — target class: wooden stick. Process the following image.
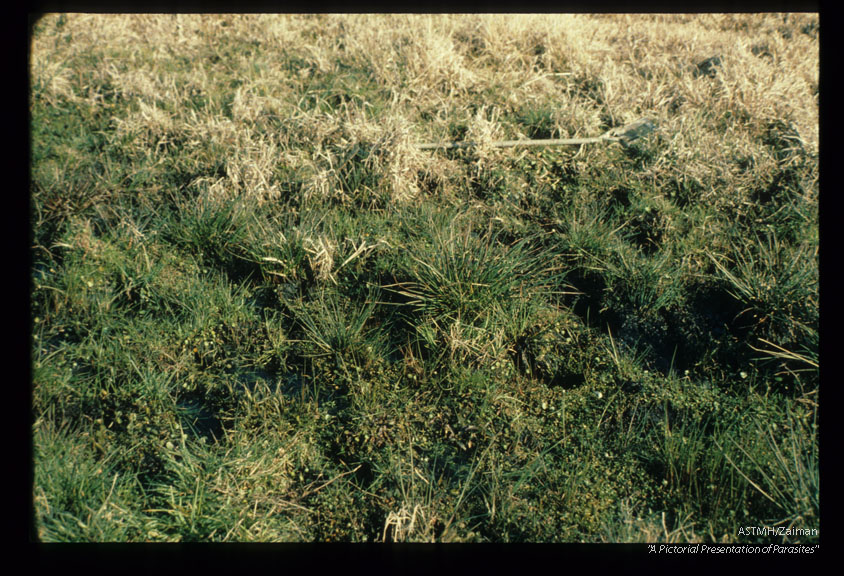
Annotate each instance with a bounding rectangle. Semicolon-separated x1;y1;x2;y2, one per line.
416;118;657;151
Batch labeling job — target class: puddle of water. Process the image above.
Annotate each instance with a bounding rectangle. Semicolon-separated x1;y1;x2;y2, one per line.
177;398;223;443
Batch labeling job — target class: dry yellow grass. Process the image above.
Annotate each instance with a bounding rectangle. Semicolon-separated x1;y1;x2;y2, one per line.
31;13;818;209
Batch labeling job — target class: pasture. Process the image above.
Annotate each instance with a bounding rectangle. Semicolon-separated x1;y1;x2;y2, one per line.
30;13;818;542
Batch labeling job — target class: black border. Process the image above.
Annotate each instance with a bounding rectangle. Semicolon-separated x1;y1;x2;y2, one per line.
20;3;831;571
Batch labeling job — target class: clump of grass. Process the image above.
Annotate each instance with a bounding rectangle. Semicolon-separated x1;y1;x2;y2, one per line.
707;230;818;391
391;211;564;369
33;417;149;542
289;286;388;379
395;212;553;326
709;231;817;345
165;194;251;273
715;402;818;535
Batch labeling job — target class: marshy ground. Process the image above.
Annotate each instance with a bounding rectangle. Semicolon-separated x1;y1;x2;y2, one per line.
30;13;818;542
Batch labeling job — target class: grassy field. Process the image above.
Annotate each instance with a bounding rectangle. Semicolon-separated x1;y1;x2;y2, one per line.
30;13;819;543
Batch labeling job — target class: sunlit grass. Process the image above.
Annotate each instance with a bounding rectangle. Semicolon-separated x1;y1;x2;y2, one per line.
31;13;818;543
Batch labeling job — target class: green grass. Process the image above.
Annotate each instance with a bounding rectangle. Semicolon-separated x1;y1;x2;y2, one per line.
31;13;818;543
